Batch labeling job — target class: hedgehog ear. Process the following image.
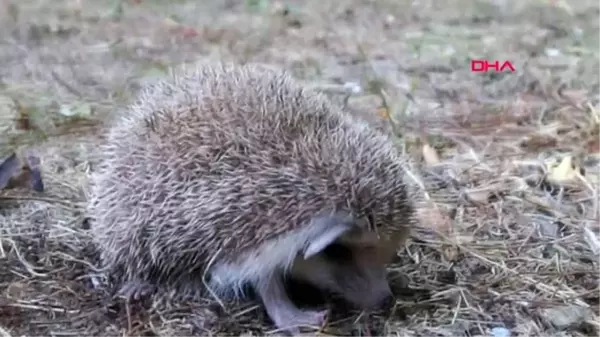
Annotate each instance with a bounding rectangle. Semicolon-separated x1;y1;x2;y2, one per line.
303;215;354;259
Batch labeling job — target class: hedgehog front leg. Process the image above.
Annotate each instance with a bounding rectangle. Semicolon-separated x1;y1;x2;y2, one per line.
256;272;328;335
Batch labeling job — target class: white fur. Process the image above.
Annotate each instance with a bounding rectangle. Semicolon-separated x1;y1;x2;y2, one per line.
207;215;353;298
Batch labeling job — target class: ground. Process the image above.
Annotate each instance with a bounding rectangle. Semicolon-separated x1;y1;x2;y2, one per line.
0;0;598;336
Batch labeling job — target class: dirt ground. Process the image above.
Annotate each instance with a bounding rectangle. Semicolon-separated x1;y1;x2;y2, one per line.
0;0;598;336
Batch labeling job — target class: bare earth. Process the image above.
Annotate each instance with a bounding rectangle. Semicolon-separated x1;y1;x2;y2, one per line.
0;0;598;336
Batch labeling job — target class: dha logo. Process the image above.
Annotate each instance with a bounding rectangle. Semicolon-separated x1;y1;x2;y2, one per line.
471;60;516;73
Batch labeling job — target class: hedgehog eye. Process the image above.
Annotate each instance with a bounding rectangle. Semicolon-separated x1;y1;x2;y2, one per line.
322;243;353;262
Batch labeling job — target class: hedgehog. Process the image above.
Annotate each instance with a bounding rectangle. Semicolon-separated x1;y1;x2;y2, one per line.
88;62;415;335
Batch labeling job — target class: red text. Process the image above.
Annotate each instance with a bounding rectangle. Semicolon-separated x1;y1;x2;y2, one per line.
471;60;516;73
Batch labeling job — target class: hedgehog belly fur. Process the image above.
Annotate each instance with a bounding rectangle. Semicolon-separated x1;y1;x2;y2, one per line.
206;217;350;299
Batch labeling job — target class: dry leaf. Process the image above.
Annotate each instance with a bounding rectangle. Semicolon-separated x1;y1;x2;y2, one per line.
551;0;574;16
451;235;475;245
162;17;199;38
163;17;180;29
15;101;33;130
586;138;599;153
521;134;558;151
586;175;598;186
540;305;594;330
10;98;43;132
0;152;21;190
523;193;554;210
588;102;599;124
203;26;226;43
415;202;452;232
177;25;199;38
422;144;440;166
0;152;44;192
559;88;588;108
463;188;492;205
376;107;390;120
546;156;581;185
5;281;27;299
442;244;460;262
59;102;92;118
583;227;600;255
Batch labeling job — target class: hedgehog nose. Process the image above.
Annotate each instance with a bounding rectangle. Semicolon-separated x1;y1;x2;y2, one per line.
363;287;394;309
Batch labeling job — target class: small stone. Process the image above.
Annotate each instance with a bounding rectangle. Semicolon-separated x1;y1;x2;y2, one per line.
491;327;511;337
540;305;595;330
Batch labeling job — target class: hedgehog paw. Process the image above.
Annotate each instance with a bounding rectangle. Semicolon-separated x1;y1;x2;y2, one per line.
116;279;156;301
257;273;328;335
270;307;328;335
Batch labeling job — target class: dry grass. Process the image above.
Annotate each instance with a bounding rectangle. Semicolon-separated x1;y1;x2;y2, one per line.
0;0;598;336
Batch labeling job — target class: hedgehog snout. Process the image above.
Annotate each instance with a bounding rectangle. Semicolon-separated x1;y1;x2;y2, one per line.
335;265;394;309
